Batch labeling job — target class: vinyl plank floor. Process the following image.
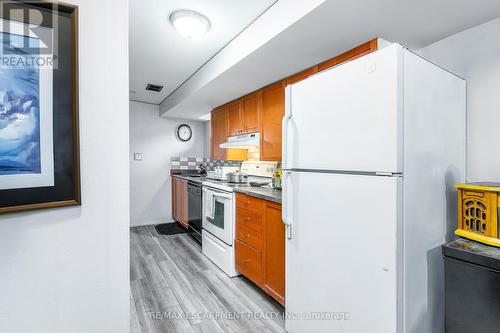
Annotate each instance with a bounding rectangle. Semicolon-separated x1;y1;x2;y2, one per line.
130;225;286;333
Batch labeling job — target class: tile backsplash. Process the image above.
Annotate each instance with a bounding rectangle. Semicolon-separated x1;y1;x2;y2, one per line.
170;157;242;170
247;147;260;161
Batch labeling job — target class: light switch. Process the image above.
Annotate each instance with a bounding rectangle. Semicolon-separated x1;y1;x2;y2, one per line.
133;153;143;161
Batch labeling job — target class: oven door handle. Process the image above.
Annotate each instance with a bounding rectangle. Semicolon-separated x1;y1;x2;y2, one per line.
203;188;232;200
212;193;232;199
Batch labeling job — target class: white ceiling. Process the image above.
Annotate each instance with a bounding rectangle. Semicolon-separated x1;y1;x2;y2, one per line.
129;0;276;104
157;0;500;119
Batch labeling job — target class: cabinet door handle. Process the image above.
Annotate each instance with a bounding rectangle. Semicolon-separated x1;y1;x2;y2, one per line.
244;217;251;222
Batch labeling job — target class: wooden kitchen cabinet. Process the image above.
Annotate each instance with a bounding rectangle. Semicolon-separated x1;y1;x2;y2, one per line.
235;193;284;305
227;93;262;136
211;106;228;160
236;193;265;213
261;80;286;161
227;100;243;136
263;201;285;305
235;239;263;286
172;178;178;221
171;177;188;229
242;91;261;134
179;179;188;228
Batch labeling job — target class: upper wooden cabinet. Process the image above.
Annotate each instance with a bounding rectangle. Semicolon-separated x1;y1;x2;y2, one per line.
261;81;285;161
227;92;262;136
227;100;243;136
211;106;227;160
242;91;261;134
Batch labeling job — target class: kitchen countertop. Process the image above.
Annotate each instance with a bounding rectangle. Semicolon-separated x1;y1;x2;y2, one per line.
171;174;206;184
232;187;282;204
171;174;282;204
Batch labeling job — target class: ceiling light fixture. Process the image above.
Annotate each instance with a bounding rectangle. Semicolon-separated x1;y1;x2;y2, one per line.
169;9;211;39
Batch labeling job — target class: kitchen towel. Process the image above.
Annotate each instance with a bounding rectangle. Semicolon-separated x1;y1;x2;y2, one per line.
205;190;215;220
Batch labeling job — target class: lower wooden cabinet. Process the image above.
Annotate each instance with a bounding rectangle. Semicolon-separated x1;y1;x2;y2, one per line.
235;193;284;305
236;222;262;251
172;178;178;221
235;239;263;286
263;201;285;305
171;177;188;229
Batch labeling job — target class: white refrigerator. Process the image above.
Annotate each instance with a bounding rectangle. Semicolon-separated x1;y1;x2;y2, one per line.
282;44;466;333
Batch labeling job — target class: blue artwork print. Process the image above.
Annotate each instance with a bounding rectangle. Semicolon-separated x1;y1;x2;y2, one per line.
0;32;40;175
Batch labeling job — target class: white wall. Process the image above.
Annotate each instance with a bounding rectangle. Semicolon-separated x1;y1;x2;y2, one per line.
0;1;129;333
130;101;206;227
418;17;500;182
204;120;211;158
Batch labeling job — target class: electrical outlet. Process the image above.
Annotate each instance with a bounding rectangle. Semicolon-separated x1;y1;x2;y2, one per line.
133;153;143;161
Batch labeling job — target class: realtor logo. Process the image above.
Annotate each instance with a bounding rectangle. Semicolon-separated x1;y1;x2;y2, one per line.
0;1;58;69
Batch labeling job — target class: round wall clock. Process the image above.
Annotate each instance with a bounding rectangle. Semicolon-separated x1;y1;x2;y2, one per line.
176;124;192;142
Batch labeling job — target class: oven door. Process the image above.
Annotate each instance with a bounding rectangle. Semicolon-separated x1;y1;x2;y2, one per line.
202;187;234;246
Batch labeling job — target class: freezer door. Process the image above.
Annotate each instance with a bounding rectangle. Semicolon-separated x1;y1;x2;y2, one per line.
283;44;402;173
284;171;400;333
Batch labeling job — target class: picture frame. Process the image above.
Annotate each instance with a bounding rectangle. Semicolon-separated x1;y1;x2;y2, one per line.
0;0;80;214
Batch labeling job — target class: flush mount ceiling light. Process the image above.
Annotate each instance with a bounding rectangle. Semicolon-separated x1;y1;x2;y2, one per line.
169;9;211;39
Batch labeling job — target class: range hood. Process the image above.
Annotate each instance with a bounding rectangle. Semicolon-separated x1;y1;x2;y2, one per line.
219;132;260;149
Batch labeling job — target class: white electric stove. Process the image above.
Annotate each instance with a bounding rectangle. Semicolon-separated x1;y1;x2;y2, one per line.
201;161;276;277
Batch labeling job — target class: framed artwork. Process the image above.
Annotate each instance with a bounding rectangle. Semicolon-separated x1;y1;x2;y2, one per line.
0;1;80;214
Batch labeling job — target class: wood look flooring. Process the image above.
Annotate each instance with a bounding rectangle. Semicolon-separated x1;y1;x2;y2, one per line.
130;226;285;333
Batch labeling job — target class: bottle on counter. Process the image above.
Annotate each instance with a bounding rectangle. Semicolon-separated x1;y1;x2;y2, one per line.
271;167;282;189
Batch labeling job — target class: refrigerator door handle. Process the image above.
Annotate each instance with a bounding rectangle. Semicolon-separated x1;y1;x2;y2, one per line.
282;170;293;239
282;86;292;169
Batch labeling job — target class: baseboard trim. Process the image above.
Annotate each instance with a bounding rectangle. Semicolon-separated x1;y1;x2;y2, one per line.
130;219;174;228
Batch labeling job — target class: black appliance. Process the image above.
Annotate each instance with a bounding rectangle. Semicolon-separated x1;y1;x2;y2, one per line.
443;238;500;333
187;181;202;244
